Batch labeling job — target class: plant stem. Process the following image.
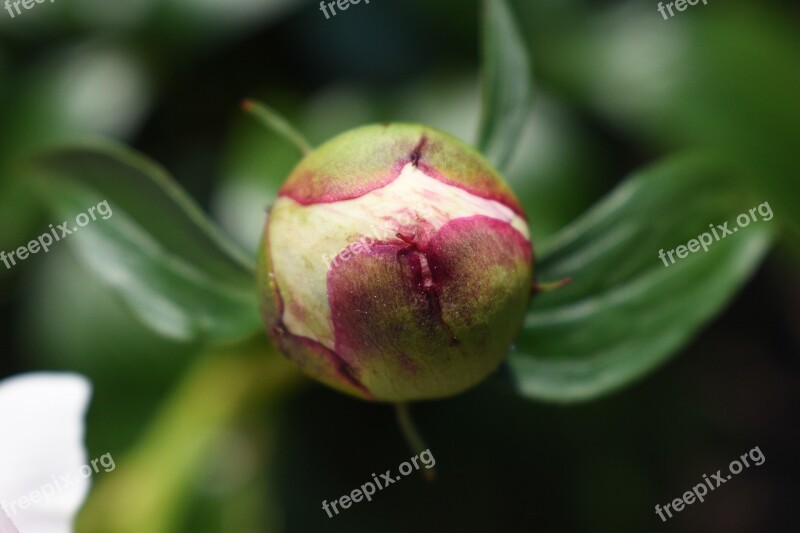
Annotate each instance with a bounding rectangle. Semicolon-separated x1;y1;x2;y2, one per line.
241;99;313;156
393;402;436;481
76;338;304;533
531;276;572;295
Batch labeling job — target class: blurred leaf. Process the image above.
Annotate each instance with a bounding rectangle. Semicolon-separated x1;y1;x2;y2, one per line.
508;155;773;402
0;43;152;257
505;94;609;244
551;3;800;235
477;0;531;172
29;142;262;343
674;7;800;236
21;247;198;456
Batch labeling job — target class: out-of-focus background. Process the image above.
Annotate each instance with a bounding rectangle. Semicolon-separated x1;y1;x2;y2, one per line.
1;0;799;531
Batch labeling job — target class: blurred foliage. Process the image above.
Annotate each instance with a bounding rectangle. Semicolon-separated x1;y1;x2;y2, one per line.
1;0;799;532
31;142;261;342
477;0;531;172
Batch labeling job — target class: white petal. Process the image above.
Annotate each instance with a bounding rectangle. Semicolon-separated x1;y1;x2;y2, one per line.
0;507;19;533
0;374;92;533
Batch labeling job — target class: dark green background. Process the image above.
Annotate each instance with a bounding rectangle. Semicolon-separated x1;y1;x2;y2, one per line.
1;0;798;531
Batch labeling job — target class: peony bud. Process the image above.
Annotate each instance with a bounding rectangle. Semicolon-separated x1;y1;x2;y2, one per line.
257;124;533;401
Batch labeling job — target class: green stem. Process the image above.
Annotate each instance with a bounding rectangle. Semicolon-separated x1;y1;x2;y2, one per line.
531;276;572;295
393;402;436;481
76;338;304;533
241;99;313;156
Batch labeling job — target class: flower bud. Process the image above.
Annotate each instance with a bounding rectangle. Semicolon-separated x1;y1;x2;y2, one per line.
258;124;533;401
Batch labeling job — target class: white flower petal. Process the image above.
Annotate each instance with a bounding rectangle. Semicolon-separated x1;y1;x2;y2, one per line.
0;507;19;533
0;374;92;533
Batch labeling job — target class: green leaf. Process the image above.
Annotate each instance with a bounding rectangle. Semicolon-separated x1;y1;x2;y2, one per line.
28;142;263;344
477;0;532;173
508;155;774;402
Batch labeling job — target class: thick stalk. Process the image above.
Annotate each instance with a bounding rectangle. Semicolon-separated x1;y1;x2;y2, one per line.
76;339;303;533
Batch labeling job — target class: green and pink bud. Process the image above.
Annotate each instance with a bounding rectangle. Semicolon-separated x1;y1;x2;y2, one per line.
257;124;534;401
